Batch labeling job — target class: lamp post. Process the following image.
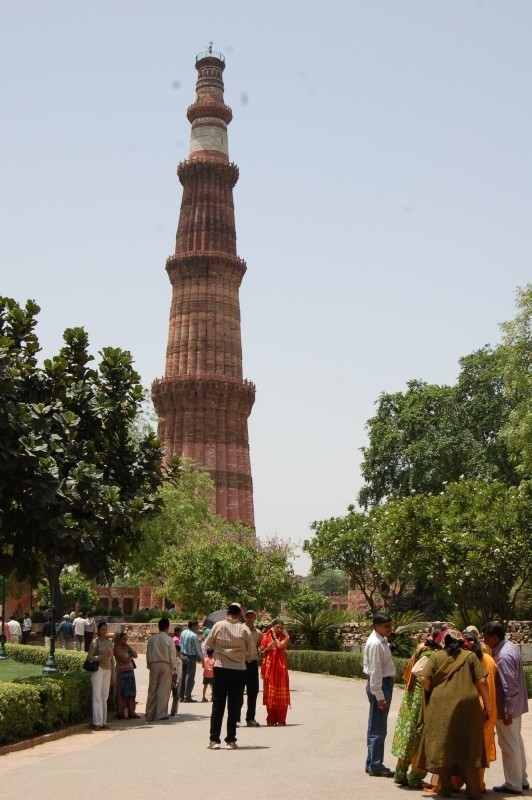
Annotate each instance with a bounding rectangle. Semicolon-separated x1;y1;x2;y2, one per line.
0;574;7;660
42;564;58;675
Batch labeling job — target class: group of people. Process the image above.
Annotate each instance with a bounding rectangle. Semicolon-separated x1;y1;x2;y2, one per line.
86;605;292;747
54;610;97;651
86;621;142;729
5;609;97;650
364;613;529;799
5;613;32;644
204;604;291;748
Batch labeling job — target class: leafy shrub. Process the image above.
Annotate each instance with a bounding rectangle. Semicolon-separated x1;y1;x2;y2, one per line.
108;606;123;617
0;673;92;743
389;610;426;657
133;607;185;622
287;650;365;678
0;645;94;744
132;609;151;622
286;650;410;683
29;610;48;622
285;585;331;616
5;643;86;673
0;683;41;743
286;649;532;698
525;665;532;698
286;609;350;650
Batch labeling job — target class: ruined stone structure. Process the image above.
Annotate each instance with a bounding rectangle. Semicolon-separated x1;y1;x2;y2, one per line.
152;49;255;527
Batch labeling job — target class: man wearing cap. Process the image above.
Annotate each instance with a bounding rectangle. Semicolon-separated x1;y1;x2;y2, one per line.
57;614;73;649
242;610;263;727
205;603;253;750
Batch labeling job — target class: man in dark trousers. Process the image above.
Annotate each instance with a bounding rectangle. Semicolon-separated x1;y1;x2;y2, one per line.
242;609;262;727
205;603;252;750
363;612;396;777
179;619;203;702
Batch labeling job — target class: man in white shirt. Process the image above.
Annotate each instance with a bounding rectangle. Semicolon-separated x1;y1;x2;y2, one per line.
21;613;32;644
73;612;88;651
7;615;22;644
363;612;396;777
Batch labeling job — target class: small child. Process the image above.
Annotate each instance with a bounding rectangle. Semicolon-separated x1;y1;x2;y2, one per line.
202;647;215;702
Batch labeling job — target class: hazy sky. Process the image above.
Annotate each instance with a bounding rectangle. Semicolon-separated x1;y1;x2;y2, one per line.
1;2;531;574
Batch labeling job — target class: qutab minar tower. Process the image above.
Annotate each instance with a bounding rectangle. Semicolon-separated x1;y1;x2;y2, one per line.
152;46;255;528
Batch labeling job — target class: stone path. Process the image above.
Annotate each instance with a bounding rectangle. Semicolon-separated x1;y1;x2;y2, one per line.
0;655;530;800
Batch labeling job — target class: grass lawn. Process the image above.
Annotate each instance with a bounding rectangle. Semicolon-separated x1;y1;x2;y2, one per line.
0;659;44;681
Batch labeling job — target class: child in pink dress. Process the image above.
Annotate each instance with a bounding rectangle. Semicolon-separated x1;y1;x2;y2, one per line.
202;647;215;702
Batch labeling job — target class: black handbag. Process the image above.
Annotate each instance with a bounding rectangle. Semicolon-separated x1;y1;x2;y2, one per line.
83;657;99;672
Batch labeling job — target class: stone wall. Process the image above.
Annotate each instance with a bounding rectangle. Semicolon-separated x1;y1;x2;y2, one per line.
336;619;532;663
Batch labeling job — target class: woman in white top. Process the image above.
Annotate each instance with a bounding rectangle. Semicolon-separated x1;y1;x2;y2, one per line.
88;621;115;729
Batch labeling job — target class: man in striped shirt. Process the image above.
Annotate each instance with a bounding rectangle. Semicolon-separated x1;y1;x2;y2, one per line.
205;603;253;750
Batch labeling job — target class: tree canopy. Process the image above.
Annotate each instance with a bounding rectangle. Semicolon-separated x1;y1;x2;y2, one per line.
307;287;532;622
129;459;295;614
305;568;349;596
305;480;531;621
0;297;164;599
37;566;98;612
358;347;518;509
500;285;532;479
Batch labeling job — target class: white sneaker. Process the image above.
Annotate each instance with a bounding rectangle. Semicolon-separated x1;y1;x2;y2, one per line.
207;741;221;750
225;741;238;750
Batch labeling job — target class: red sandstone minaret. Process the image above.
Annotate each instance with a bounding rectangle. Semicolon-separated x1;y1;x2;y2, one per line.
152;47;255;528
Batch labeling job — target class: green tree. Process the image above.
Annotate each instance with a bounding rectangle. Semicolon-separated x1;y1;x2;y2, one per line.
305;568;349;596
127;459;214;587
372;492;447;615
429;479;532;624
128;458;295;613
37;566;98;612
285;584;331;616
159;527;295;614
500;284;532;478
304;507;390;612
0;297;164;609
358;348;517;509
286;608;349;650
373;480;531;623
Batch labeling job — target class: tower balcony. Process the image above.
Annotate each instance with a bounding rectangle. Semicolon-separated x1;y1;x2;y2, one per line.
195;50;225;65
187;101;233;125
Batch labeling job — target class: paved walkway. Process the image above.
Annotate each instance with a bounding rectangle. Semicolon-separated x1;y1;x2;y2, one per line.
0;656;530;800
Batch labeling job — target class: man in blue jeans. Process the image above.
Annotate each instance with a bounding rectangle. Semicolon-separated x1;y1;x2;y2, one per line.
363;612;396;777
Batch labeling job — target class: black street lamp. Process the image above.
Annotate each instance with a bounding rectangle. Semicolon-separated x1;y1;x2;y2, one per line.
0;574;7;660
42;564;58;675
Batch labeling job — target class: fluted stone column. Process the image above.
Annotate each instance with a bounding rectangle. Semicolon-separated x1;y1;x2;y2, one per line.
152;49;255;528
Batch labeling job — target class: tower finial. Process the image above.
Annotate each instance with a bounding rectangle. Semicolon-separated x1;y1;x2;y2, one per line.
208;40;213;55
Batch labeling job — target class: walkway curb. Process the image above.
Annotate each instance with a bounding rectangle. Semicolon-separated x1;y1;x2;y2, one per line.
0;721;90;757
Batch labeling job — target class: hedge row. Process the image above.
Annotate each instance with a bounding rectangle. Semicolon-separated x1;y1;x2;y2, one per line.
0;644;91;744
4;643;86;672
286;650;408;684
286;650;532;697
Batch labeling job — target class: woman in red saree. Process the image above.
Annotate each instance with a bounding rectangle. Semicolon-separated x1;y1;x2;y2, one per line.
260;619;290;726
